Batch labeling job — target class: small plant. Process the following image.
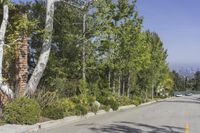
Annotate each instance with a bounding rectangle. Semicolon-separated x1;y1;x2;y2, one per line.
97;91;119;111
109;98;119;111
3;97;41;125
0;119;6;126
41;98;77;119
91;101;100;114
42;105;64;120
132;96;143;106
71;95;89;106
87;96;96;105
102;96;119;110
56;98;76;116
74;104;88;116
100;105;110;112
34;91;58;109
118;96;132;106
132;100;140;106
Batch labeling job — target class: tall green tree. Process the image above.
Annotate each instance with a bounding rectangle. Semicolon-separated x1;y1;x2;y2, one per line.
137;31;171;99
193;71;200;90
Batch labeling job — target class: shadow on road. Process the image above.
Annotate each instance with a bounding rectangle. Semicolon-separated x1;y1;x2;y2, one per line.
196;97;200;101
89;121;184;133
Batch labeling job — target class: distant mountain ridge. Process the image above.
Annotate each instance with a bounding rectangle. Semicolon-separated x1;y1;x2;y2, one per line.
170;63;200;77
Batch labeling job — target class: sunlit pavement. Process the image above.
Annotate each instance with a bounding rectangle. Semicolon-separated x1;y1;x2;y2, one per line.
36;95;200;133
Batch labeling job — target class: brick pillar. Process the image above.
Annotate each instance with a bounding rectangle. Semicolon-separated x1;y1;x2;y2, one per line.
15;14;28;98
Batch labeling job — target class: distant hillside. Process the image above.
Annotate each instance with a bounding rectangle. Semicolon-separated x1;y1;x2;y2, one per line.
170;63;200;77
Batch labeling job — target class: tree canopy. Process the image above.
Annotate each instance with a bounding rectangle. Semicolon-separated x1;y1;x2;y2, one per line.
0;0;173;101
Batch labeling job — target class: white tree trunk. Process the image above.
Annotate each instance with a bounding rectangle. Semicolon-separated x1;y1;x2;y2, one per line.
112;71;115;93
25;0;57;95
0;5;8;85
25;0;86;95
0;5;13;98
118;73;121;96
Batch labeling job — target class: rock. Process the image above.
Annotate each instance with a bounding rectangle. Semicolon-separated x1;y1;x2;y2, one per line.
109;108;113;112
94;101;101;108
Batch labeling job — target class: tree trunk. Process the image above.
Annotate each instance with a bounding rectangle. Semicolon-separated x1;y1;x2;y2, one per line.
25;0;57;96
145;88;148;102
118;74;121;96
122;78;125;96
0;5;8;86
127;72;131;97
151;83;154;100
15;13;28;98
0;5;13;98
112;71;115;93
82;14;86;81
108;70;111;90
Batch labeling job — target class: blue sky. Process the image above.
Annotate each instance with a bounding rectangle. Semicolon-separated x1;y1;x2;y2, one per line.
136;0;200;65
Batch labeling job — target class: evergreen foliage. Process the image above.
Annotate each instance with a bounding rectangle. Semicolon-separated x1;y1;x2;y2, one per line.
3;97;41;124
0;0;175;123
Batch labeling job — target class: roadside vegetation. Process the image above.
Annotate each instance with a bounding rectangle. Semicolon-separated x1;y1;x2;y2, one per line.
172;70;200;91
0;0;173;125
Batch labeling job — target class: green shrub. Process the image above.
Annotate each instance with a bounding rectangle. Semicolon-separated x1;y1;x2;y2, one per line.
97;91;119;111
71;95;97;114
110;98;119;111
87;96;96;105
41;98;76;119
42;105;64;120
132;96;143;106
0;119;6;126
56;98;76;116
74;104;88;116
34;91;58;109
100;96;119;111
3;97;41;125
100;105;110;112
97;90;112;104
71;95;89;106
90;101;100;114
118;96;132;106
132;100;140;106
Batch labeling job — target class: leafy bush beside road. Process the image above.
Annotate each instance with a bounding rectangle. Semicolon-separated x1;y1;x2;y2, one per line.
0;0;173;127
0;119;6;126
1;91;167;125
42;104;64;120
3;97;41;125
132;96;144;106
74;104;88;116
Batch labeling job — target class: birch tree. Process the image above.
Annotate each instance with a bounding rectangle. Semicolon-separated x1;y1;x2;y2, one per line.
25;0;57;95
0;4;8;86
26;0;89;96
0;2;14;98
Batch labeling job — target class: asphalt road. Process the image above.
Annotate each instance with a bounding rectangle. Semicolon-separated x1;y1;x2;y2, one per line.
36;95;200;133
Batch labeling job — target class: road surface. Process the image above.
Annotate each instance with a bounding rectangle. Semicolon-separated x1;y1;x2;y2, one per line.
36;95;200;133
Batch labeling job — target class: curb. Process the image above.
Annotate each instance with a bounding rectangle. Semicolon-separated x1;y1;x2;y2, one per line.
27;104;147;132
0;97;172;133
139;100;157;107
25;110;108;133
118;105;136;110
